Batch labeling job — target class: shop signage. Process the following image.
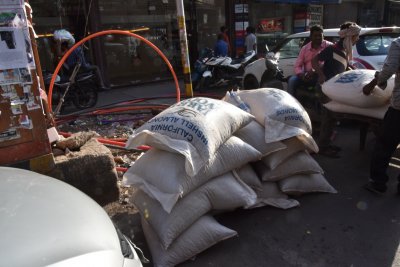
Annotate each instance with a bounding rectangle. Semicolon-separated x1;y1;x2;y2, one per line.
258;18;284;33
234;3;249;55
293;4;323;33
234;4;248;13
308;4;323;26
293;12;310;33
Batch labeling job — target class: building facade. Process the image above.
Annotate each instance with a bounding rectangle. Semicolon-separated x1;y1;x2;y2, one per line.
29;0;397;88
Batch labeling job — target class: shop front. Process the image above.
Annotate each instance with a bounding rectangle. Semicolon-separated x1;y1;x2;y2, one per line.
248;0;340;56
30;0;226;87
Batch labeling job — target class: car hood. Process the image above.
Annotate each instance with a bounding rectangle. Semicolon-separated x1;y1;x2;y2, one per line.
0;167;123;267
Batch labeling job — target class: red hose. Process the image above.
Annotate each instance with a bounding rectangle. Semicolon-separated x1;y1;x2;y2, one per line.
50;31;180;153
58;131;150;151
48;30;181;112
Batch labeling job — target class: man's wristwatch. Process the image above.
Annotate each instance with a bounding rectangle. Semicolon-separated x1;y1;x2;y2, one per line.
374;71;380;79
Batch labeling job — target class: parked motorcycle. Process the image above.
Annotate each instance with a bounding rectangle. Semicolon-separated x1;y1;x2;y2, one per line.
191;47;214;91
294;84;323;122
242;51;286;90
43;63;98;115
197;50;257;91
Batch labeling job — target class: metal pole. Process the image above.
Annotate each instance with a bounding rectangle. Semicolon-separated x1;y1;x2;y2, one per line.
175;0;193;97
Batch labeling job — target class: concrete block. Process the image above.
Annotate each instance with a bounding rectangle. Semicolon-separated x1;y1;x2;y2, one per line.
53;138;119;205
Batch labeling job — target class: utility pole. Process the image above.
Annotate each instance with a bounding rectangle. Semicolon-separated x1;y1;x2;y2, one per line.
175;0;193;97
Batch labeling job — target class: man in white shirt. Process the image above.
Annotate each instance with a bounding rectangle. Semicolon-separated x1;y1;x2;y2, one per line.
244;26;257;54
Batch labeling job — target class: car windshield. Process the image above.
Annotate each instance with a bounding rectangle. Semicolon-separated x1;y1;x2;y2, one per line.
356;33;400;56
273;37;307;59
273;35;339;59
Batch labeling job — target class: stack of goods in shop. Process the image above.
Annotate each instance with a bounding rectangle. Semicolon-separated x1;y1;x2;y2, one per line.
123;93;336;266
322;69;394;119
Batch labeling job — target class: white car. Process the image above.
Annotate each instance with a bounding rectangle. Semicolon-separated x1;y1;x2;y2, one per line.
0;167;145;267
242;27;400;89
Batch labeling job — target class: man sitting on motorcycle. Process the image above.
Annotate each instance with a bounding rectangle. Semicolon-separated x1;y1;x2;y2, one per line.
287;25;332;97
53;30;109;90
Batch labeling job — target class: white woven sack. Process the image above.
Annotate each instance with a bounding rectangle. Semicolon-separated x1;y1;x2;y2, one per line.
324;101;388;120
223;88;312;143
262;136;315;170
279;173;337;195
132;172;255;249
125;97;254;176
247;181;300;210
234;120;287;156
254;151;323;182
123;136;261;213
233;164;262;191
142;215;237;267
322;69;394;108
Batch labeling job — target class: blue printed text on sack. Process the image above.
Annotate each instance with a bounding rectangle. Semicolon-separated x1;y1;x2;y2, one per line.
174;98;217;116
150;120;208;145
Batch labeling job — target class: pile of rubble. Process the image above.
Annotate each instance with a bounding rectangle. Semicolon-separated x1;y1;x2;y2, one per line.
52;114;149;213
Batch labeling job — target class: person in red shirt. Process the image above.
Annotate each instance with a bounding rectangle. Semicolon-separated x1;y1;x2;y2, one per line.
220;26;231;56
287;25;332;97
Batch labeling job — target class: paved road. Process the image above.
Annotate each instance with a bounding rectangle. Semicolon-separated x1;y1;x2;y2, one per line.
115;124;400;267
104;82;400;267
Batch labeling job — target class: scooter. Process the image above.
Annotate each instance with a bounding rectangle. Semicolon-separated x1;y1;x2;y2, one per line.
198;50;257;91
43;62;98;115
242;51;286;90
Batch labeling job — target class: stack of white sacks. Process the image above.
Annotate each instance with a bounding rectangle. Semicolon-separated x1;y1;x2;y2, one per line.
322;69;394;119
123;90;337;266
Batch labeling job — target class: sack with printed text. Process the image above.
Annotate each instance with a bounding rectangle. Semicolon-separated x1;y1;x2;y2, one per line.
322;69;394;108
223;88;312;144
125;97;254;176
123;136;261;213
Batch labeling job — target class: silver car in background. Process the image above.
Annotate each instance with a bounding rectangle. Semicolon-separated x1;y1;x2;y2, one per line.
0;167;144;267
242;27;400;89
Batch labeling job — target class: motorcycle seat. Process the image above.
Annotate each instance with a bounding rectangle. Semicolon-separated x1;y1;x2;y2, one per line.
76;72;95;83
225;51;256;69
54;81;70;88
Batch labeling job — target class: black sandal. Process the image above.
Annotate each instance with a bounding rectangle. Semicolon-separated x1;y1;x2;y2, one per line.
319;147;340;158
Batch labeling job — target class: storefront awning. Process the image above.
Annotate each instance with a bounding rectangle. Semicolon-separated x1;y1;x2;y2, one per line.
255;0;341;3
